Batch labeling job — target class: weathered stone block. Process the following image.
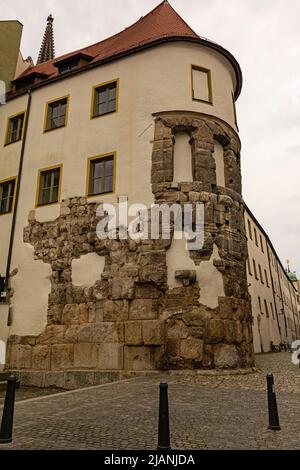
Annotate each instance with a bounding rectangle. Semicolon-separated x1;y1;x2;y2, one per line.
97;344;123;370
143;320;165;346
39;325;65;344
125;322;143;346
92;322;124;343
78;304;89;323
44;371;64;388
214;344;239;368
103;300;129;321
167;319;189;339
129;299;158;320
62;304;80;324
180;338;204;360
205;319;225;343
74;343;97;368
64;371;94;390
32;345;50;370
111;278;135;300
19;371;45;388
124;346;155;370
78;324;93;342
10;345;32;369
51;344;74;370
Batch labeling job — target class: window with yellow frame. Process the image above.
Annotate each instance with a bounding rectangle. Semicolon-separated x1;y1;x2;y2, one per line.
0;177;17;215
44;96;69;132
87;153;116;196
91;79;119;118
36;165;62;206
5;111;26;145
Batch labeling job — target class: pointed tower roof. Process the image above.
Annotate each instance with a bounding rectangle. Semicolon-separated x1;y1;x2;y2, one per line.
14;1;242;98
37;14;55;64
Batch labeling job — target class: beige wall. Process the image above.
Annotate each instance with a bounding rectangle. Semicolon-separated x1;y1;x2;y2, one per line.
0;21;23;92
0;40;237;339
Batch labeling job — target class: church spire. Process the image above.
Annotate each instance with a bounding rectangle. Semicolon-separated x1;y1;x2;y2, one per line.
37;14;55;64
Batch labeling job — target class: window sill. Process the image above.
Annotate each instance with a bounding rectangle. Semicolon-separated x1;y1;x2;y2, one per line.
44;124;66;133
91;110;117;120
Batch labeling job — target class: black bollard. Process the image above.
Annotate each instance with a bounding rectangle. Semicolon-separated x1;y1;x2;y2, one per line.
157;382;171;450
0;375;17;443
266;373;281;431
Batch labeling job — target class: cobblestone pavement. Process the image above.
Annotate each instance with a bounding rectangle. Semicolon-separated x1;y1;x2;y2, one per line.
0;387;65;406
0;353;299;450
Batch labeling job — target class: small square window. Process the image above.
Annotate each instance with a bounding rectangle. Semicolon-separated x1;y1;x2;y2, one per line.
191;65;212;104
88;155;115;196
5;113;25;145
45;97;68;131
92;80;118;118
37;166;62;206
0;178;16;215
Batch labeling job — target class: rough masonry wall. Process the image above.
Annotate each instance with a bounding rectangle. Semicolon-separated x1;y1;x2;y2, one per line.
5;112;254;388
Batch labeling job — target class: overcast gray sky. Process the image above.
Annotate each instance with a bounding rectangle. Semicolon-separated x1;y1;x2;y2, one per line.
1;0;300;275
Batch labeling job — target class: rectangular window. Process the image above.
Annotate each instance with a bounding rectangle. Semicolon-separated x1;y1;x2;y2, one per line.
253;259;258;280
264;299;269;318
58;60;79;74
37;166;62;206
191;65;212;104
270;302;275;320
45;97;69;131
92;80;118;118
264;269;270;288
0;178;16;215
260;235;264;253
5;112;25;145
254;227;258;246
258;264;264;284
247;220;252;240
232;91;238;129
258;296;262;313
87;154;115;196
247;257;252;276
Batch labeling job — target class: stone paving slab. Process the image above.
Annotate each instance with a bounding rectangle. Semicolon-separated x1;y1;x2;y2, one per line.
0;353;299;450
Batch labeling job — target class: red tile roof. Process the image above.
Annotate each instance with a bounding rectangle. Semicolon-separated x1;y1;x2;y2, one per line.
14;1;242;98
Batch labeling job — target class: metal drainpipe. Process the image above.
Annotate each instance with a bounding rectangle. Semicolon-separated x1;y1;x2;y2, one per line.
5;89;32;325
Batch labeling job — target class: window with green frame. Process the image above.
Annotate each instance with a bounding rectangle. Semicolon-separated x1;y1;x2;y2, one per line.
93;81;117;117
45;98;68;131
6;113;25;144
37;167;61;206
88;155;114;196
0;178;16;214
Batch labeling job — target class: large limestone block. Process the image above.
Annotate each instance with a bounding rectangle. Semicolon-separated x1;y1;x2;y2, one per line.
111;278;135;300
10;345;32;369
97;344;123;370
92;322;124;343
205;319;225;343
143;320;165;346
214;344;239;368
39;325;65;344
180;338;204;360
74;343;97;368
32;345;50;370
124;346;155;370
103;300;129;321
125;322;143;346
51;344;74;370
129;299;158;320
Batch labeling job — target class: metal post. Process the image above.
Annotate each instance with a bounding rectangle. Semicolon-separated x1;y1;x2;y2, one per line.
157;382;171;450
266;373;281;431
0;374;17;443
